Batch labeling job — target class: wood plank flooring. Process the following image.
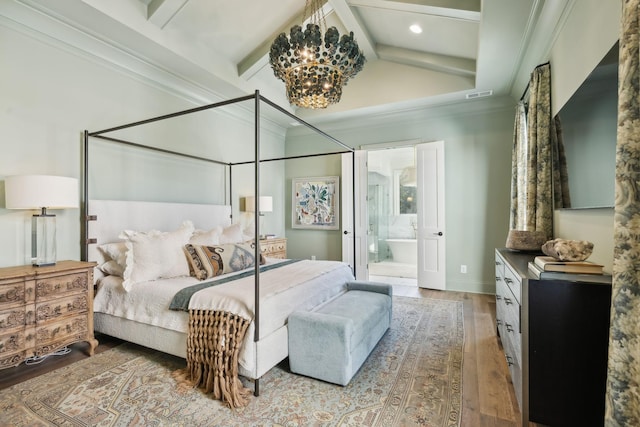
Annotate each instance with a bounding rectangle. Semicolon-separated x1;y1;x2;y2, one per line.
0;285;528;426
392;285;524;426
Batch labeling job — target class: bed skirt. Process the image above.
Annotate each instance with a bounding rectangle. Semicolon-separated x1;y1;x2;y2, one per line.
93;312;290;380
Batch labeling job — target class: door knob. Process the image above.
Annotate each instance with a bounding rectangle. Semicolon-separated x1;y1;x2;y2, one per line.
433;231;443;236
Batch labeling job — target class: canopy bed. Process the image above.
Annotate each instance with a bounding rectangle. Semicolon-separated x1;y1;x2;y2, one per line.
81;91;357;406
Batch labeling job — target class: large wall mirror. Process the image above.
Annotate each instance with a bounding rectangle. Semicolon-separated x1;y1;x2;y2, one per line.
555;42;618;209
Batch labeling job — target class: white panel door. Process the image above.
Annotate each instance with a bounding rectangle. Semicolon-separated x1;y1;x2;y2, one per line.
341;151;368;280
416;141;446;289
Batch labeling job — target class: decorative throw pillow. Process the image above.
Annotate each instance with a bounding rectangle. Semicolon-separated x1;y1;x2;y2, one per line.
120;221;195;291
98;259;125;277
97;242;128;272
218;223;244;244
184;242;265;280
190;226;223;246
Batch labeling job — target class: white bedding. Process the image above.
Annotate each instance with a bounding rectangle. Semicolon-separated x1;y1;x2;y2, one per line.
94;258;355;371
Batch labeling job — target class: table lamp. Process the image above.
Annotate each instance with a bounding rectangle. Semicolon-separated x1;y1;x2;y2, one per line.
245;196;273;238
5;175;79;266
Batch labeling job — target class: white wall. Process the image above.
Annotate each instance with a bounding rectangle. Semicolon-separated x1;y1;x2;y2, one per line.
547;0;620;272
550;0;621;116
0;23;286;268
285;97;515;294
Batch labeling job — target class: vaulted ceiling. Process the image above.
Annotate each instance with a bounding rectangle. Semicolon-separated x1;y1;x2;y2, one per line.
12;0;565;126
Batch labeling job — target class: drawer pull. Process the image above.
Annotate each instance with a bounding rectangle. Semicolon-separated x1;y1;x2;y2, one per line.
505;323;515;333
496;276;502;282
504;277;513;285
495;261;502;266
504;297;513;305
496;319;503;326
496;295;502;301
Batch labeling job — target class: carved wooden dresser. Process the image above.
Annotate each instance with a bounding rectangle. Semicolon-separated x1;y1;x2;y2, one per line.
259;237;287;259
0;260;98;369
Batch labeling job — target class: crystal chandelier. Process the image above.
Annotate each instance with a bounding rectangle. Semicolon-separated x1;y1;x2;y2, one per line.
269;0;366;109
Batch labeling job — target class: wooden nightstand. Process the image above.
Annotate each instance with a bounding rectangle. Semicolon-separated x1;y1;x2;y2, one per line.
0;260;98;370
259;238;287;259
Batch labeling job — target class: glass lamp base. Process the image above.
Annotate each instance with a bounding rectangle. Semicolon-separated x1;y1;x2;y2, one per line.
32;214;56;266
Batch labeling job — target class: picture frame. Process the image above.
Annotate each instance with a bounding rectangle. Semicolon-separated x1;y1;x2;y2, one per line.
292;176;340;230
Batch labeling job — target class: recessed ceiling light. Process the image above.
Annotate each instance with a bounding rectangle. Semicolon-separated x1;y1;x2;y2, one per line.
410;24;422;34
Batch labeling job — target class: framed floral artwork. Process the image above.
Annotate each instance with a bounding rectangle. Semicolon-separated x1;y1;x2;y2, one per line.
292;176;339;230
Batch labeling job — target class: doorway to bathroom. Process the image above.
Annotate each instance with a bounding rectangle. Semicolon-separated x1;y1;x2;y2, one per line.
367;146;418;286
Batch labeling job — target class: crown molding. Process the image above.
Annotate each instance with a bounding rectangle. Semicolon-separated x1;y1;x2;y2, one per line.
287;94;516;138
0;0;288;139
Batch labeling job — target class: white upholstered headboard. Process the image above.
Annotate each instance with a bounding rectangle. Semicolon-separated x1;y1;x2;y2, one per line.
87;199;232;263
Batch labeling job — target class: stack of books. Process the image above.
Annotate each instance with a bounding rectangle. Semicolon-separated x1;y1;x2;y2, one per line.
528;256;608;282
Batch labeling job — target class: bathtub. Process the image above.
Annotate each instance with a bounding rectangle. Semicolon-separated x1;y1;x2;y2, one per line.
385;239;417;264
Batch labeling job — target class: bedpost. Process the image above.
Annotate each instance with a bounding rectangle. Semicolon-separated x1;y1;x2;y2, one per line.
82;130;89;262
253;90;261;398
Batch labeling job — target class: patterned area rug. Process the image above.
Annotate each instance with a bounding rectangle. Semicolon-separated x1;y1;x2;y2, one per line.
0;296;463;427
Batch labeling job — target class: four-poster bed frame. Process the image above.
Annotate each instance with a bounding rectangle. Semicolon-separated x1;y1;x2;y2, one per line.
81;90;356;396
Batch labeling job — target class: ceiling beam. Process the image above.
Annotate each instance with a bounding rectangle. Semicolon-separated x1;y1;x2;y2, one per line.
328;0;377;60
147;0;190;28
347;0;481;22
376;44;476;77
238;1;337;80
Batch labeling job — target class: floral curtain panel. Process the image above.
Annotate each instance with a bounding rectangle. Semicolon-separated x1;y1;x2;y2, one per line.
509;102;529;230
606;0;640;425
509;63;569;239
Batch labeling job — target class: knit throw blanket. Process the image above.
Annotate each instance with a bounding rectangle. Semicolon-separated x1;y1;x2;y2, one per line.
173;309;252;408
169;260;303;408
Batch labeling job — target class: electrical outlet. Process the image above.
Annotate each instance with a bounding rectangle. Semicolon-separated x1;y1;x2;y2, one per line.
460;265;467;274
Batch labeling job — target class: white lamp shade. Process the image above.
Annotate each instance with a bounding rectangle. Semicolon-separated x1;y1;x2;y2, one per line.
245;196;273;213
5;175;79;210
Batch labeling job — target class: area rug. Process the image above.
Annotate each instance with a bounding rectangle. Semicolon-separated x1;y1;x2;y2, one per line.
0;296;464;427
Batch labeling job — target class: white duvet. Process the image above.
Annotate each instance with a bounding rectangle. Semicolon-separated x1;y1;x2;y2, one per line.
94;259;354;369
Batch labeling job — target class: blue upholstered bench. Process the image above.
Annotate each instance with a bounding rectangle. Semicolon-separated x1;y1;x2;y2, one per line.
288;281;393;386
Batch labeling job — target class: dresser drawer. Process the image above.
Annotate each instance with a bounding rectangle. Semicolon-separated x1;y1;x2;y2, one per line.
495;257;505;282
504;341;523;411
0;279;35;307
260;238;287;259
503;265;521;304
35;314;88;355
36;294;88;323
0;304;35;334
35;272;89;301
0;326;35;356
496;279;522;365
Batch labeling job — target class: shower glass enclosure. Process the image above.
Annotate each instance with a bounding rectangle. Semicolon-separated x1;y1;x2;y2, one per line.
367;174;390;264
367;146;418;283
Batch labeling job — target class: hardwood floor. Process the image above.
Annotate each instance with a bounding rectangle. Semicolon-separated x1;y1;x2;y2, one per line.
393;285;525;426
0;286;526;426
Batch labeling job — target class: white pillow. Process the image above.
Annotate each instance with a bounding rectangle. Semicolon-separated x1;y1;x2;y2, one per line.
120;221;195;291
97;242;128;272
189;226;222;246
219;223;243;244
98;259;125;277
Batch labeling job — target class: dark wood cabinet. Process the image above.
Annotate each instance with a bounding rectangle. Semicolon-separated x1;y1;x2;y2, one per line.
495;249;612;426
